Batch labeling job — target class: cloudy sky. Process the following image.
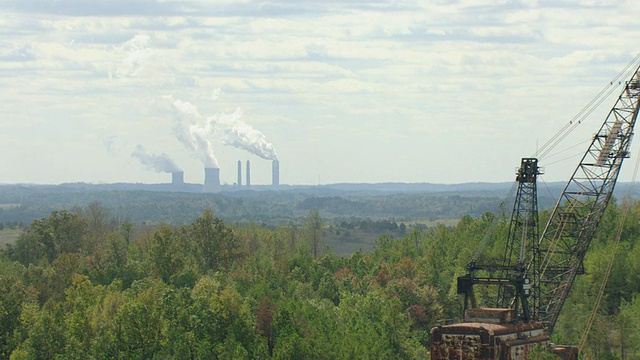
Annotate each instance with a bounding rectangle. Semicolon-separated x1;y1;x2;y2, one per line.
1;0;639;186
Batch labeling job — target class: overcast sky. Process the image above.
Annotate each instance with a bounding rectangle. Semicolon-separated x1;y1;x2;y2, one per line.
1;0;639;186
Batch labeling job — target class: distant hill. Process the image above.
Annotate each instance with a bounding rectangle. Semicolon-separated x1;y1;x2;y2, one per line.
0;181;638;226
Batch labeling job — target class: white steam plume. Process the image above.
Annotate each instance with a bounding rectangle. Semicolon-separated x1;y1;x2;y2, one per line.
114;34;151;78
209;107;278;160
172;99;219;168
132;145;181;173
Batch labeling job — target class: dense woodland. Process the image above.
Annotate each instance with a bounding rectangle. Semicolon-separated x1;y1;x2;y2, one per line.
0;183;561;226
1;199;640;359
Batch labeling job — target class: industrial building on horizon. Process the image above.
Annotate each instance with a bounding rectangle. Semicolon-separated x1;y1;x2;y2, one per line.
272;159;279;187
165;158;279;192
203;167;221;193
246;160;251;187
172;171;184;186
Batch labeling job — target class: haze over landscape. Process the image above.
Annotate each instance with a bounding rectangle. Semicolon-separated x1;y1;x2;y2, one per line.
4;2;640;358
1;0;639;185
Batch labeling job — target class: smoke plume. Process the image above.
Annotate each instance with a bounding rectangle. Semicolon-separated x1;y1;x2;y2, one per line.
210;108;278;160
172;99;219;168
114;34;151;78
131;145;181;173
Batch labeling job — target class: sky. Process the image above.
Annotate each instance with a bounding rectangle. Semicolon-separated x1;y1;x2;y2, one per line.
1;0;640;186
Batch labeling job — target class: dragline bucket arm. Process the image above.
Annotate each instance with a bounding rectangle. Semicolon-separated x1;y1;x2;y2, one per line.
533;66;640;334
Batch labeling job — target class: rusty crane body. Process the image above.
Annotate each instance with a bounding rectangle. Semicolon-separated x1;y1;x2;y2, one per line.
430;63;640;359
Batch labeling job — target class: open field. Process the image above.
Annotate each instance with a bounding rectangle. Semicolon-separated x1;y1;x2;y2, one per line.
0;203;20;209
0;228;21;248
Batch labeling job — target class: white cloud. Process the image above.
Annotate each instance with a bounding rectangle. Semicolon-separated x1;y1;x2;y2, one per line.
0;0;638;185
114;34;152;78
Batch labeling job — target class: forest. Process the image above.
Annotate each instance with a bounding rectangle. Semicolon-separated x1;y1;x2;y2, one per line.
0;182;574;227
0;197;640;359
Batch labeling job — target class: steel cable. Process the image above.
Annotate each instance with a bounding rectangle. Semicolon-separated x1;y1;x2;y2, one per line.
577;141;640;352
472;181;518;261
535;52;640;161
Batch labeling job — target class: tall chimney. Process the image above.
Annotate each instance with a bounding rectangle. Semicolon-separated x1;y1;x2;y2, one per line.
172;171;184;185
203;167;221;193
246;160;251;187
272;160;279;186
237;160;242;186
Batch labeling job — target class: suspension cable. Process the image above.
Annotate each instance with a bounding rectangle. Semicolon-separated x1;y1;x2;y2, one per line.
534;52;640;160
542;151;586;167
543;138;591;163
538;83;621;160
538;175;555;205
578;144;640;352
472;181;519;261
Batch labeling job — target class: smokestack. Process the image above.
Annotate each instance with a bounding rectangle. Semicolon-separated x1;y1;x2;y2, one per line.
246;160;251;187
203;167;221;193
272;160;279;186
237;160;242;186
172;171;184;185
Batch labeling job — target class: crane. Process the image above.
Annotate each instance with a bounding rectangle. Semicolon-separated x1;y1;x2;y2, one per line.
431;61;640;359
457;157;541;323
533;69;640;332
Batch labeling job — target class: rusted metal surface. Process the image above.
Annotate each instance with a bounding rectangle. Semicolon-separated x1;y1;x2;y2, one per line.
553;345;578;360
464;308;515;324
502;335;550;359
430;321;549;359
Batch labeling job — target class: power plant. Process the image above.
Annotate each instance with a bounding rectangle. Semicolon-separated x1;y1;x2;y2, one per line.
171;171;184;186
246;160;251;187
272;160;279;186
167;159;278;192
230;159;278;188
166;96;280;191
203;167;221;192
